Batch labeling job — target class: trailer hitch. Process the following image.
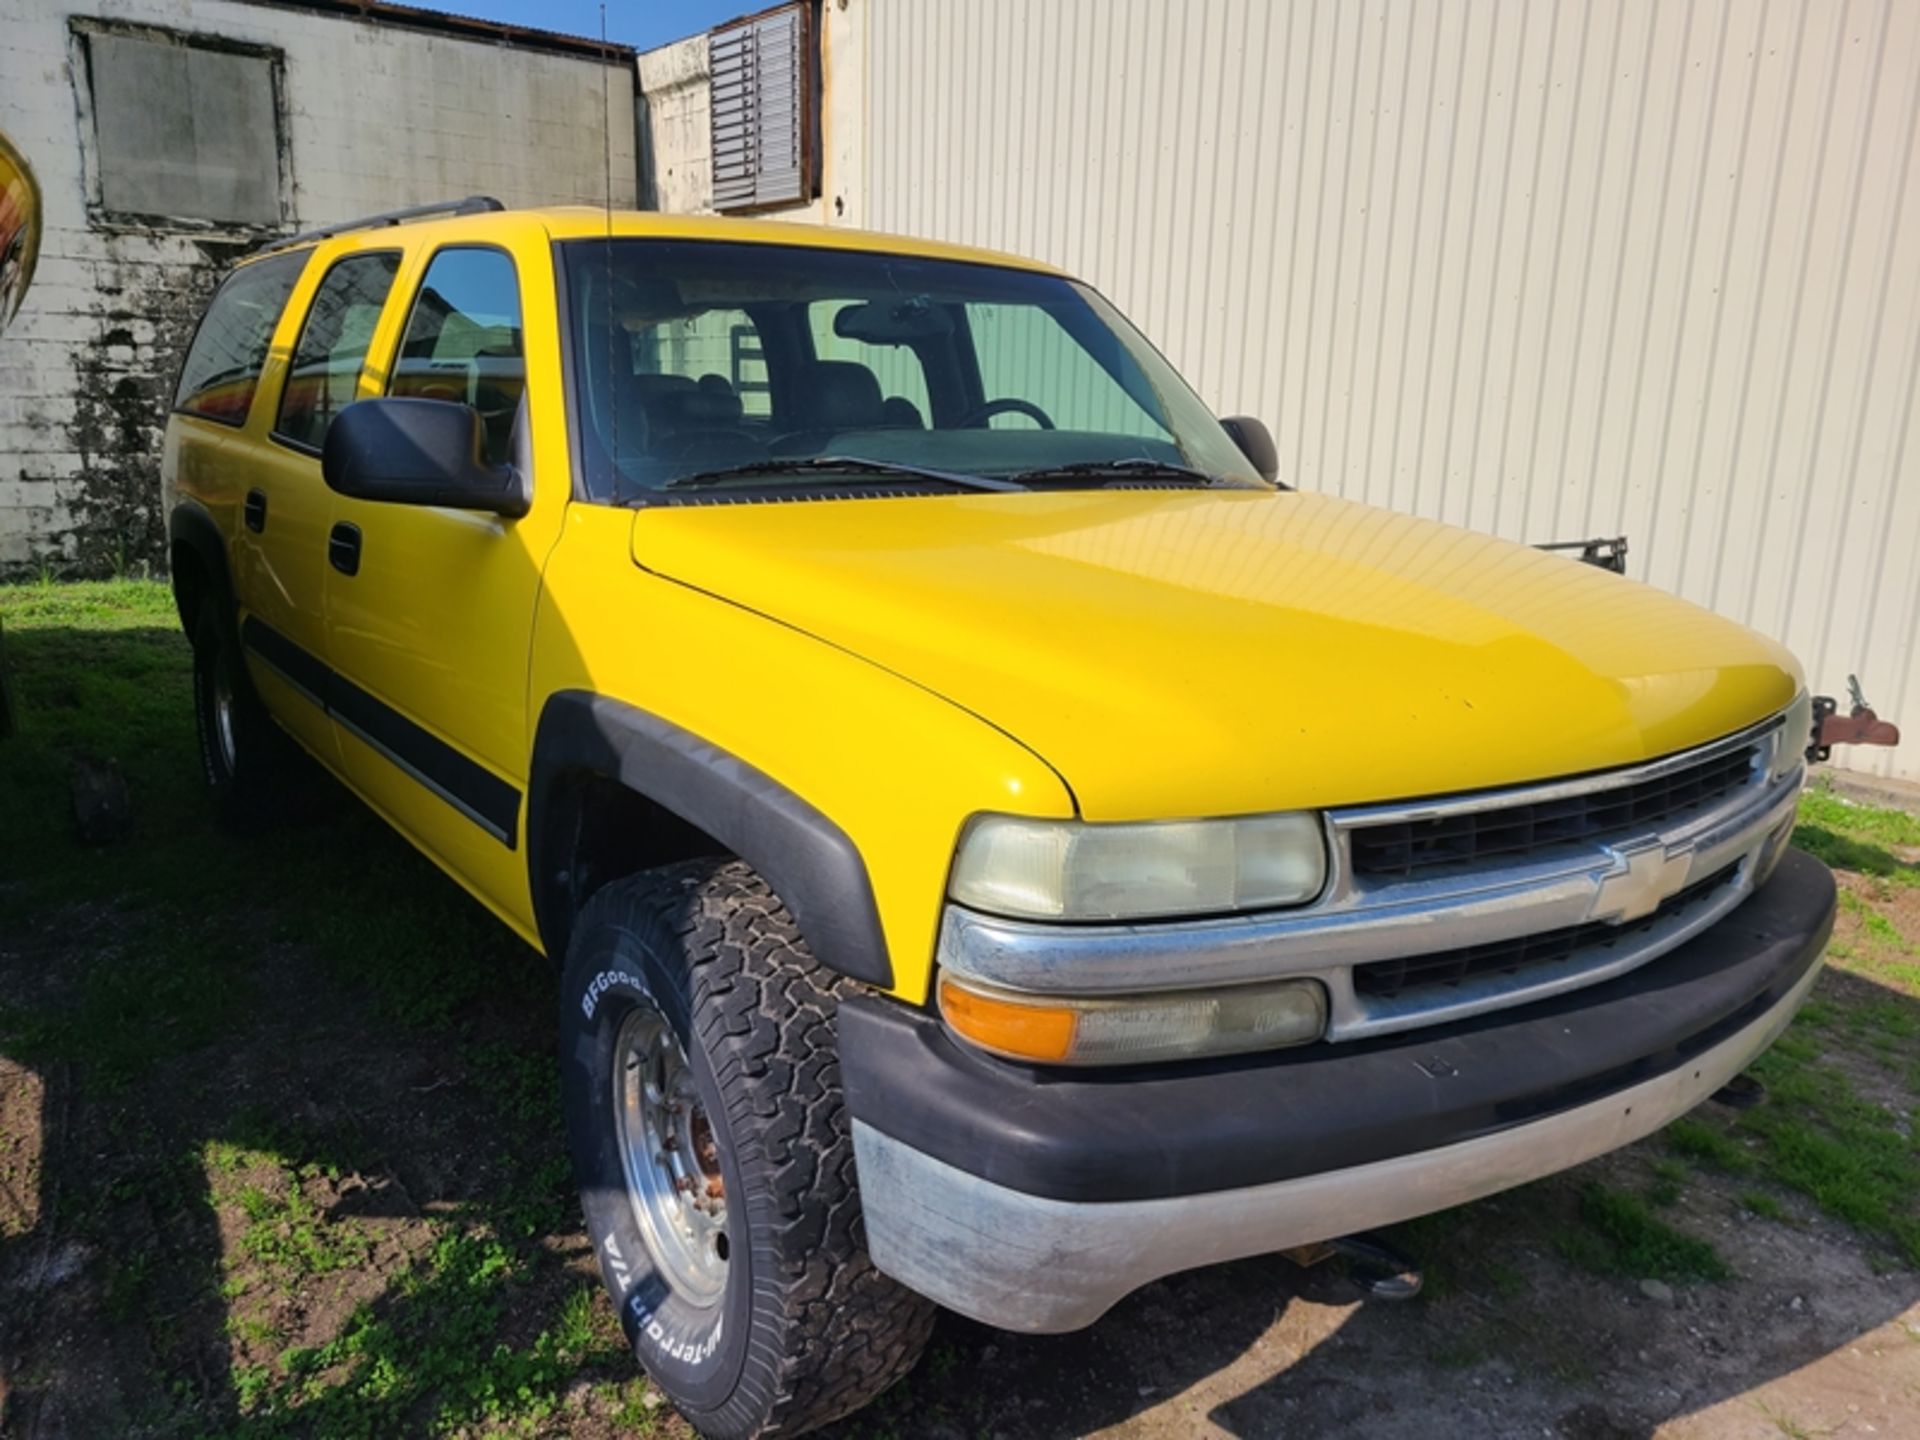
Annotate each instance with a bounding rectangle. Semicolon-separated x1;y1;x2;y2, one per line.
1282;1232;1424;1303
1535;535;1628;574
1807;675;1900;765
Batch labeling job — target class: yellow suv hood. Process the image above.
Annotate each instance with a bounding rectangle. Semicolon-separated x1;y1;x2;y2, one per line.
630;490;1798;820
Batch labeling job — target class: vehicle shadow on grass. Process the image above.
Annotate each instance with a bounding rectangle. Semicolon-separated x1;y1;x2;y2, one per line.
0;616;645;1438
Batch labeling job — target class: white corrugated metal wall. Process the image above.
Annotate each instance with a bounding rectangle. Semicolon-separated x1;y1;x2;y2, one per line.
851;0;1920;781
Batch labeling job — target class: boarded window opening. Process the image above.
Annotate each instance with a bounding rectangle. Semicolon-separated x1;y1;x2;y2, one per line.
709;4;816;213
72;21;289;232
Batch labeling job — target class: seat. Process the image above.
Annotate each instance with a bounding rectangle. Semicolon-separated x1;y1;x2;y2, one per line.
467;344;526;463
775;361;887;454
808;361;886;428
650;387;763;469
607;372;698;458
880;395;925;429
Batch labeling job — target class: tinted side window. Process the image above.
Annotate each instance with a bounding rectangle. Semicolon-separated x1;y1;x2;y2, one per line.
174;250;307;425
390;248;524;466
275;252;401;452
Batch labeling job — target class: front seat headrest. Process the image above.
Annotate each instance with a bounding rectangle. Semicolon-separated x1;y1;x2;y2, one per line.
808;361;885;431
657;388;745;429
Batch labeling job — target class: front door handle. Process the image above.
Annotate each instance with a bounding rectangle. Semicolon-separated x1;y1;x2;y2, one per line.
328;522;362;577
244;489;268;533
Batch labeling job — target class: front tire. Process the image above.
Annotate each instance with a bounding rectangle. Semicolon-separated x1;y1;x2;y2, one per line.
558;859;934;1438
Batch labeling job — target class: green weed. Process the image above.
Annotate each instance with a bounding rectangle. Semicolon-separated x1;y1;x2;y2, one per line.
1556;1183;1732;1282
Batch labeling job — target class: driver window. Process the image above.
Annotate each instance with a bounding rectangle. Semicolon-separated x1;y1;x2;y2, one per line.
966;303;1169;438
390;248;524;466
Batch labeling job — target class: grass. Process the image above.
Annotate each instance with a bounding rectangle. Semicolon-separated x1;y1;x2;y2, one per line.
1554;1182;1733;1283
1791;785;1920;889
0;580;673;1436
1656;779;1920;1267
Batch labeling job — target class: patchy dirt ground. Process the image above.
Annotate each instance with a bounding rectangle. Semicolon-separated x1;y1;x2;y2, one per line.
2;581;1917;1440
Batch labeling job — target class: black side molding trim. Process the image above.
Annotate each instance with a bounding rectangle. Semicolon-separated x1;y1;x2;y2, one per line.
241;614;329;708
240;615;520;847
528;691;893;988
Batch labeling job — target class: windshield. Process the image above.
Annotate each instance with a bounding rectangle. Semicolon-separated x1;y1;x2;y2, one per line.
560;239;1263;500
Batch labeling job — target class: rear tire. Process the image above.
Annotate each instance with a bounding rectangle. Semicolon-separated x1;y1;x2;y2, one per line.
558;859;934;1438
190;605;283;827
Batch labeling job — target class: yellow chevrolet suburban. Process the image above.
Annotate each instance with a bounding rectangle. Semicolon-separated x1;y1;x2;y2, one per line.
162;199;1835;1438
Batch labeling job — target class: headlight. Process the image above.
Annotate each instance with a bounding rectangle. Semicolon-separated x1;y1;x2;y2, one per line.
948;811;1328;921
938;972;1328;1065
1772;691;1812;781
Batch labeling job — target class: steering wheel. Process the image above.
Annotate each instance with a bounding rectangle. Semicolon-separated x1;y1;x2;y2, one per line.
956;397;1056;430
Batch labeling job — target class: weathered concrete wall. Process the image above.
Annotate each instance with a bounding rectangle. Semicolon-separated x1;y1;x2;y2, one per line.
637;35;712;215
0;0;636;578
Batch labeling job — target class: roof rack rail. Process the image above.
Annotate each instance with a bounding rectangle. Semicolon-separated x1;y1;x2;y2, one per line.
254;195;506;255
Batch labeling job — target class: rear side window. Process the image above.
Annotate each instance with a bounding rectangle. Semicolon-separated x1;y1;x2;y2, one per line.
390;248;524;466
173;250;307;425
274;251;401;452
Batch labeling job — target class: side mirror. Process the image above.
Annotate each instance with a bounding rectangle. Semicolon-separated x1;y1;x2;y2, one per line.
1220;415;1281;486
322;397;529;518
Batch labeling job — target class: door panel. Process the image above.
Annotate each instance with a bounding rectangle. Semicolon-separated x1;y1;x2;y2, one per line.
232;249;404;762
324;240;566;922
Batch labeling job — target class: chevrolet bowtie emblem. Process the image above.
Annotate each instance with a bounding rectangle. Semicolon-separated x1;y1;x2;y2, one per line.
1592;839;1692;924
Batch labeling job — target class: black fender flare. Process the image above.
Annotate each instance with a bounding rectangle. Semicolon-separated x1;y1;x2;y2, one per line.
527;691;893;989
167;499;236;635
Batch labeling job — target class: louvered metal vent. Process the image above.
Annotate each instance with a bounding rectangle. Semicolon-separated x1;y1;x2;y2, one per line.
710;4;814;213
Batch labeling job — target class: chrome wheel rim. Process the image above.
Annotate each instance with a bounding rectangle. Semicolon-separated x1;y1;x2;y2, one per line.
613;1004;729;1306
211;652;238;774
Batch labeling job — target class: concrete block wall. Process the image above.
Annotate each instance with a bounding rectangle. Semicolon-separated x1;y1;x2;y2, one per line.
0;0;637;577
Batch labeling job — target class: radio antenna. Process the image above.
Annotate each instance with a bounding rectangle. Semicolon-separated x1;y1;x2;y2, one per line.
600;2;621;500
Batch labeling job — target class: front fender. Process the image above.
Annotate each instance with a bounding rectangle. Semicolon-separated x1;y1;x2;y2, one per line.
529;692;893;987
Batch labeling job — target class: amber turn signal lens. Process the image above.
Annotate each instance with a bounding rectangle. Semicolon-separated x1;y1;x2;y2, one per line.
937;975;1077;1063
937;973;1328;1066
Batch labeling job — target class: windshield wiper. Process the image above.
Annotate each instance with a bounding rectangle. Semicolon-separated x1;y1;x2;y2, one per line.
664;455;1024;493
1000;458;1227;487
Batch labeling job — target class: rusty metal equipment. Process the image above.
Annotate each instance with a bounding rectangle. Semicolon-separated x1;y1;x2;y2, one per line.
1808;675;1901;765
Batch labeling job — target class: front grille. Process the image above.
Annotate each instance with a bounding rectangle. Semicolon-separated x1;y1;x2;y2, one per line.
1352;864;1741;1001
1348;743;1759;879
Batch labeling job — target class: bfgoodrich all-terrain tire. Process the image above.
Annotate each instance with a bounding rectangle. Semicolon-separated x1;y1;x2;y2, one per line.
558;859;934;1439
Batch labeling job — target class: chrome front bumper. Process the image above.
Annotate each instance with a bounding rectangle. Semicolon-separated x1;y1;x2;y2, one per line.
938;717;1803;1040
855;955;1823;1333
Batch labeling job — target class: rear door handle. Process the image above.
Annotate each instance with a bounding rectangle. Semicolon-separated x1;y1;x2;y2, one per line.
244;489;268;533
328;522;362;576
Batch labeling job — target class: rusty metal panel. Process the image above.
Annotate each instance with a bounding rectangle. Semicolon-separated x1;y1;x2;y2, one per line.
856;0;1920;782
